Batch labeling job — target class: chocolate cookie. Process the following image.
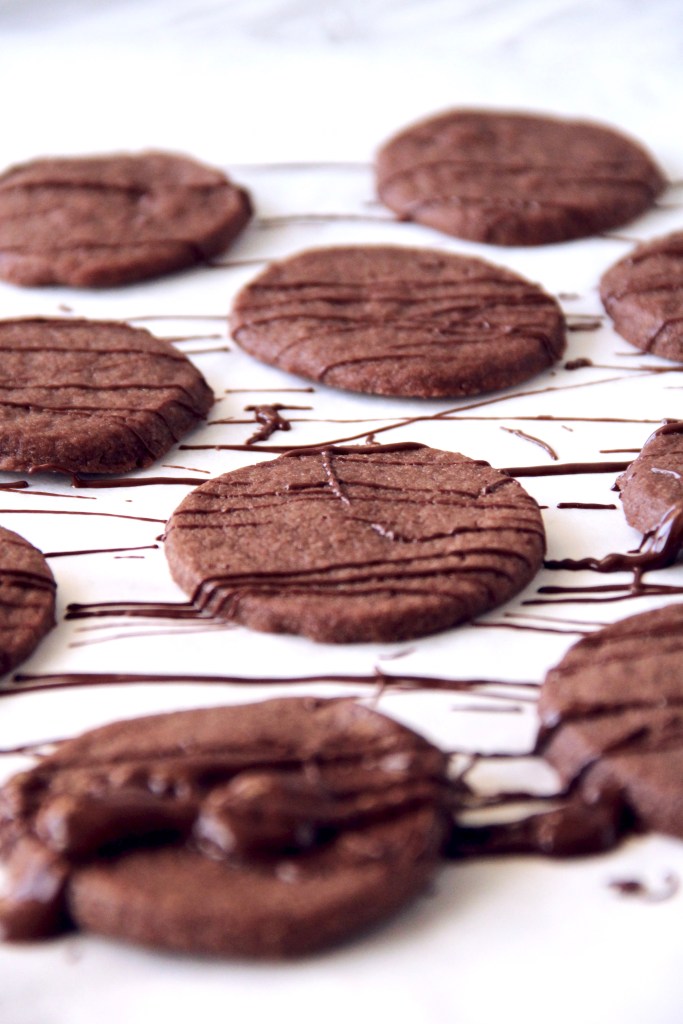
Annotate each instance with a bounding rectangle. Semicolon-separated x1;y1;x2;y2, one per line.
538;603;683;839
600;231;683;361
164;443;546;643
0;697;450;957
375;110;665;246
0;151;252;287
616;422;683;533
0;527;55;676
613;421;683;568
0;317;213;475
230;245;566;397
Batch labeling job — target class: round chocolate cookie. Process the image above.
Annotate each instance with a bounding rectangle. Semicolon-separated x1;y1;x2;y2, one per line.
230;245;566;398
600;231;683;361
0;317;213;475
0;526;56;676
163;442;546;643
375;110;665;246
0;697;450;957
0;150;252;287
538;603;683;839
616;422;683;535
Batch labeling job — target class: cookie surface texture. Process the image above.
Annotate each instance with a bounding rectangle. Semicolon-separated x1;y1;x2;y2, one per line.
375;110;665;246
230;245;566;397
0;526;56;676
0;150;252;287
0;697;449;957
0;318;213;475
616;422;683;536
164;443;546;643
600;232;683;361
539;603;683;839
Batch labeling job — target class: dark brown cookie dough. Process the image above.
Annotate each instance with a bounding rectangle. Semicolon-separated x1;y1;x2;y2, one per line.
0;150;252;287
0;526;55;676
0;317;213;475
230;245;566;398
375;110;665;246
600;232;683;361
538;603;683;839
164;443;546;643
0;697;450;957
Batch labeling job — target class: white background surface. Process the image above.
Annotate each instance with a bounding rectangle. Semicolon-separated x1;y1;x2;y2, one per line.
0;2;682;1022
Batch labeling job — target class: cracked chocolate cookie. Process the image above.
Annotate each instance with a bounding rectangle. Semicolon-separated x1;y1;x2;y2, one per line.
163;442;546;643
0;150;252;287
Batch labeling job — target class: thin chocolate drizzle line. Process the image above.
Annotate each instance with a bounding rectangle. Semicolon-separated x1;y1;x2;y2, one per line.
162;463;212;475
503;460;631;477
566;320;603;333
501;426;558;460
525;580;683;606
44;545;159;559
0;508;165;524
69;622;233;648
255;213;395;228
0;480;29;490
557;502;618;510
161;334;224;343
0;568;56;593
5;670;538;696
65;599;198;621
471;620;590;636
224;387;316;394
68;475;207;489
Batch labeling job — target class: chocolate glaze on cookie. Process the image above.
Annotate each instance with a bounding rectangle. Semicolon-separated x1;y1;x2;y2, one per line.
0;527;56;676
230;245;566;398
600;231;683;361
164;443;546;643
0;318;213;475
0;697;450;957
538;603;683;839
376;110;665;246
0;151;252;287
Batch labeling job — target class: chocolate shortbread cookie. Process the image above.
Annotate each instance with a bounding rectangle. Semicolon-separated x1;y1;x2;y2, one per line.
0;318;213;475
164;443;546;643
230;245;565;398
376;110;665;246
538;603;683;839
614;421;683;567
0;697;450;957
0;150;252;287
0;526;56;676
616;422;683;534
600;231;683;361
